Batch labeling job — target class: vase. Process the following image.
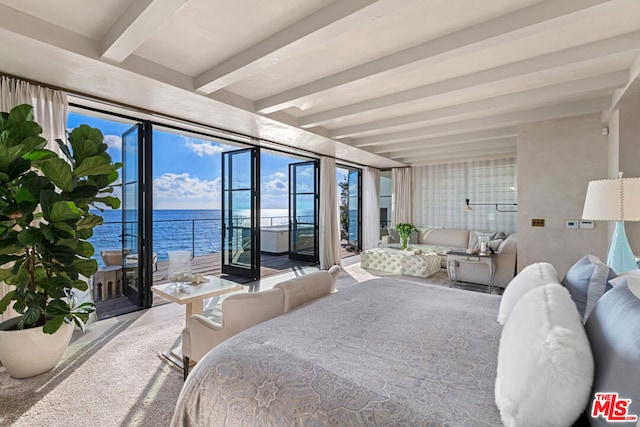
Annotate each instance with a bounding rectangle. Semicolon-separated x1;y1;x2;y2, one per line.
0;317;74;378
401;236;408;250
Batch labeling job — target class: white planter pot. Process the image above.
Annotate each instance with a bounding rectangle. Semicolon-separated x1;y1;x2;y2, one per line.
0;317;74;378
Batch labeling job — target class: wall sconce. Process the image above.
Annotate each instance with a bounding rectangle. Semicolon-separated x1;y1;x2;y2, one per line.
464;199;517;213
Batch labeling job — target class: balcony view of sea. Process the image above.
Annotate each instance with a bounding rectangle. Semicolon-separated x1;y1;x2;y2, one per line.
90;209;291;268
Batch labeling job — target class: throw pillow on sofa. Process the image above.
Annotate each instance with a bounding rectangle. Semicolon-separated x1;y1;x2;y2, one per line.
495;283;594;427
497;262;560;325
561;255;616;324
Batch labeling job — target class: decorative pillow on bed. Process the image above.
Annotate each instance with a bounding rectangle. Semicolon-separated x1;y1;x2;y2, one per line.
495;284;594;427
561;255;616;323
608;269;640;288
497;262;560;325
584;279;640;427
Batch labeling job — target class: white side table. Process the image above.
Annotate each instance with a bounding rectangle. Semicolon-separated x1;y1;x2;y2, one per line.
93;266;122;301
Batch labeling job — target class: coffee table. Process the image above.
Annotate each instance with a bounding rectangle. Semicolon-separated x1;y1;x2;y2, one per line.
151;277;243;328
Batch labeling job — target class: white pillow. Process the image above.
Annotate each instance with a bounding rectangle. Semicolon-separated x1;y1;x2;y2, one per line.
497;262;560;324
495;284;594;427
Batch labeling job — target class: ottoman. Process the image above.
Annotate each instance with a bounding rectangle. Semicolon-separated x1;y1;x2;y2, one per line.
401;253;441;278
360;248;404;274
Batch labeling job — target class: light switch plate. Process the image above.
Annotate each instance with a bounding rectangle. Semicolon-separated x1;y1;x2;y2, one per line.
566;220;579;229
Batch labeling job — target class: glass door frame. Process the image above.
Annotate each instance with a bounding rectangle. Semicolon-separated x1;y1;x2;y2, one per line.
288;160;319;263
121;121;153;308
347;167;362;253
221;147;260;281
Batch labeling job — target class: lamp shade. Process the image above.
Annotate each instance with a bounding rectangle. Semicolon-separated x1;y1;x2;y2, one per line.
582;176;640;222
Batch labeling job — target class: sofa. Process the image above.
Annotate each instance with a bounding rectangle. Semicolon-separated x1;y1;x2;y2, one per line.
380;227;517;288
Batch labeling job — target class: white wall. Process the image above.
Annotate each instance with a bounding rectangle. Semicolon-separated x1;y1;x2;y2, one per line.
517;113;609;277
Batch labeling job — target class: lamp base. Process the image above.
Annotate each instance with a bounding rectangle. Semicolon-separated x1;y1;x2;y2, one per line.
606;221;637;274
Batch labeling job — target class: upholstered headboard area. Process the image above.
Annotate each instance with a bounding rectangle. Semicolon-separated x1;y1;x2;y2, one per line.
584;278;640;426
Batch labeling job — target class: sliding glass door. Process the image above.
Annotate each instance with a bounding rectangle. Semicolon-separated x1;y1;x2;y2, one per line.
289;160;319;263
221;148;260;280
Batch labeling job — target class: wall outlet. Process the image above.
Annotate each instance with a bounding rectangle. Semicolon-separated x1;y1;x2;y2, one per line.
566;220;579;229
532;219;545;227
579;220;594;229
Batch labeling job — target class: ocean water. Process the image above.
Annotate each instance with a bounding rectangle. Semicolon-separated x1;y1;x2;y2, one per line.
90;209;291;267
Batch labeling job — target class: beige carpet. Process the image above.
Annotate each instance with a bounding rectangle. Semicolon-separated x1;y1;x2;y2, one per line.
0;314;185;427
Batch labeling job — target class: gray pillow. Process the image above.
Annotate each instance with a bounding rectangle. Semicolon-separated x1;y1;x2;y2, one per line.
584;282;640;426
561;255;616;323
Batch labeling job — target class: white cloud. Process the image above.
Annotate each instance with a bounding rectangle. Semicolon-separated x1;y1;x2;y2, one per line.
153;173;221;209
183;137;234;157
103;134;121;150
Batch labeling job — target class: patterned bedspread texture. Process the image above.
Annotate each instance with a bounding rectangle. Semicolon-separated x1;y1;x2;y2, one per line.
172;279;503;426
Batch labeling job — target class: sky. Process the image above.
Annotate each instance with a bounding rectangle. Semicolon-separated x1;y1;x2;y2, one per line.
68;111;348;211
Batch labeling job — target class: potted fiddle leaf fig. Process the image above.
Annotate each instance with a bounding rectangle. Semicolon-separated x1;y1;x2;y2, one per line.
395;223;417;250
0;104;121;378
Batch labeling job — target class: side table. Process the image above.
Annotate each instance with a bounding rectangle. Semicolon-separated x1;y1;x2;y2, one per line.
446;251;496;293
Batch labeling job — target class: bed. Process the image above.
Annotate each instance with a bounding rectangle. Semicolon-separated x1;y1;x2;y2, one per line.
171;279;503;426
172;259;640;426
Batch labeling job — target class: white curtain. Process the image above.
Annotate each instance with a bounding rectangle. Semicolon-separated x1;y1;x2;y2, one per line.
391;167;413;227
362;167;380;250
319;157;341;269
1;76;70;322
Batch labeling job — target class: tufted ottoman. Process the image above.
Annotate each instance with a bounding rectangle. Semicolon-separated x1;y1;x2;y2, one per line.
360;248;404;274
400;253;441;278
360;248;441;279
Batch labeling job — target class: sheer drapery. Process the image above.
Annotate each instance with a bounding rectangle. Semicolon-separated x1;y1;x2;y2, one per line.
1;76;70;322
319;157;341;269
413;158;517;233
1;76;68;154
391;167;413;227
362;167;380;250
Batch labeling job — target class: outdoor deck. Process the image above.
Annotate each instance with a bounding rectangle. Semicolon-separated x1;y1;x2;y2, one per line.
93;246;357;320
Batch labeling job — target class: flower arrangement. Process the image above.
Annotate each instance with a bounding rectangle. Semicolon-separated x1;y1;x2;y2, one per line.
395;223;417;250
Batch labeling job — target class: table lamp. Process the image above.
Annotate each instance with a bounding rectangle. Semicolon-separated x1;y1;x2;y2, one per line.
582;172;640;273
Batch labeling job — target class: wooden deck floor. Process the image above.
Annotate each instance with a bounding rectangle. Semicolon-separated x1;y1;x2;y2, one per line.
94;246;356;320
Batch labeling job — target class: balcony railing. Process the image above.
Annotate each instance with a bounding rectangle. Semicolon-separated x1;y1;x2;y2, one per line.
92;215;314;267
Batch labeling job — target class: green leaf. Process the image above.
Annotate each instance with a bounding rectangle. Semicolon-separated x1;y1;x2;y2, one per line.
0;290;15;314
55;138;73;164
73;156;115;178
24;148;57;162
40;223;55;242
7;104;34;126
75;241;95;258
69;125;104;163
40;189;61;221
37;157;73;192
69;184;99;201
17;228;43;246
43;316;65;334
45;298;71;317
77;215;103;229
94;196;121;209
73;259;97;278
50;201;83;222
22;306;43;328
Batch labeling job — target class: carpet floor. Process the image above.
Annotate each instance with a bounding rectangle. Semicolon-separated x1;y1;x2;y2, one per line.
0;259;498;426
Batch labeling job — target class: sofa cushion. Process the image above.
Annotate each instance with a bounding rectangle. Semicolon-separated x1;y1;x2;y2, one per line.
561;255;616;324
421;228;469;248
495;284;594;427
497;262;560;325
584;279;640;426
468;230;495;251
